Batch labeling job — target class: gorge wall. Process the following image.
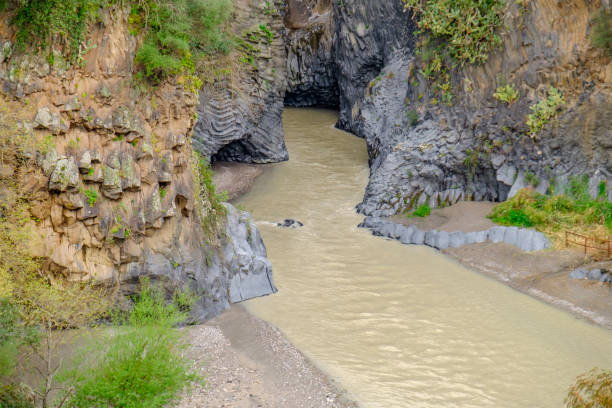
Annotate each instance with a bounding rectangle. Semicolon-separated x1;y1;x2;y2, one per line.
0;5;275;321
194;0;611;216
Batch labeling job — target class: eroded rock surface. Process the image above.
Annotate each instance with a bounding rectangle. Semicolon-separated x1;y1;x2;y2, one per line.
0;5;276;321
195;0;610;219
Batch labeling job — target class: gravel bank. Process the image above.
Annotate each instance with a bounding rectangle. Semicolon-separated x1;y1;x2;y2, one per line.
177;305;358;408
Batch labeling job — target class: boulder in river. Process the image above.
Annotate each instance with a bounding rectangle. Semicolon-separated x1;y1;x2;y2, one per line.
277;219;304;228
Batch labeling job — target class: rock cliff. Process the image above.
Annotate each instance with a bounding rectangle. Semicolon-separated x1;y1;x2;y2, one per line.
194;0;610;218
0;5;276;321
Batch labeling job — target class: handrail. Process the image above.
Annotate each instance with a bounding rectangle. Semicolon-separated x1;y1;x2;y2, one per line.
565;231;612;259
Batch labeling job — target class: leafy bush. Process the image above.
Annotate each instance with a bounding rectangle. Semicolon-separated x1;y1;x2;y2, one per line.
526;86;565;138
132;0;233;82
67;279;198;408
2;0;233;83
0;384;34;408
0;299;38;377
493;84;519;104
403;0;505;65
591;9;612;56
403;0;505;104
566;368;612;408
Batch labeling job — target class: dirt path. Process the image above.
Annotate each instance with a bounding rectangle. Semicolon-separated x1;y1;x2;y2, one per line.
178;305;357;408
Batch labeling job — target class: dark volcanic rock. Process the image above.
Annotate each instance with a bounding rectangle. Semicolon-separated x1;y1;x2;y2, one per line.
277;219;304;228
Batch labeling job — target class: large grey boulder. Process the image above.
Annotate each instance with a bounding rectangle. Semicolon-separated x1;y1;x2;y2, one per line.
223;203;277;303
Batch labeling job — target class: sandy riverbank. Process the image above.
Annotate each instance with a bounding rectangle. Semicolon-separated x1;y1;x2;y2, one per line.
212;162;266;201
178;305;358;408
391;201;612;329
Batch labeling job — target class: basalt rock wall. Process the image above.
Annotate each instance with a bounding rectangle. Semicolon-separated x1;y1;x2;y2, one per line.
0;5;276;321
353;0;612;216
185;0;611;216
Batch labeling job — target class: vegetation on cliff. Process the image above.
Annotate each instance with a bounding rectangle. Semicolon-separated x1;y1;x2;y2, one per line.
0;96;199;406
0;0;234;83
403;0;505;104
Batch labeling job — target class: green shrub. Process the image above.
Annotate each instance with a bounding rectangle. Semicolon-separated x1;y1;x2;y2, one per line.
0;299;38;377
407;109;419;126
0;384;34;408
565;368;612;408
591;9;612;56
411;204;431;217
493;84;519;104
526;86;565;138
403;0;505;104
3;0;105;62
83;189;97;207
193;152;228;236
403;0;505;65
132;0;233;82
67;279;198;408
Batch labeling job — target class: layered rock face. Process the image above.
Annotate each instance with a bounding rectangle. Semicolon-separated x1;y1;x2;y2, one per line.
0;6;275;321
353;0;612;216
192;0;289;163
196;0;610;219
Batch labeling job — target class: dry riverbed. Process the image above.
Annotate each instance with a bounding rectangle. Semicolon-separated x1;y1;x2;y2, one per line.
178;305;357;408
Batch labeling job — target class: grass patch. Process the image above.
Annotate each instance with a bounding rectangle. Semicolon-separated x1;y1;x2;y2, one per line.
132;0;233;84
408;204;431;218
488;179;612;246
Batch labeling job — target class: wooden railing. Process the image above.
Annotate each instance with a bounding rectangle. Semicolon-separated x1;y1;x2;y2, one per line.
565;231;612;259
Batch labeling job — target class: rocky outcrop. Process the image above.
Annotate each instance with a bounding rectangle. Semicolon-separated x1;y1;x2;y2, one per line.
192;0;289;163
196;0;611;220
349;0;612;216
360;216;551;252
0;5;276;321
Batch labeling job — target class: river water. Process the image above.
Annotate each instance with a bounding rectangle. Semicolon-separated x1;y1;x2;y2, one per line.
236;108;612;408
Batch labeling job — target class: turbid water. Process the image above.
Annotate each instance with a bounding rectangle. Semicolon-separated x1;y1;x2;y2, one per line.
236;108;612;408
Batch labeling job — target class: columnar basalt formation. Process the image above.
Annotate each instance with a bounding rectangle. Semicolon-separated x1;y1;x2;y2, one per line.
194;0;610;217
192;0;290;163
0;5;276;321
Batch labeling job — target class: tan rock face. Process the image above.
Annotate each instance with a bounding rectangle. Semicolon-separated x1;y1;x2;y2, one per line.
0;7;202;297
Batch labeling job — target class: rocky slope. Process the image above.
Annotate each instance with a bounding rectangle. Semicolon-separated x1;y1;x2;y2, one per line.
195;0;611;218
0;5;275;321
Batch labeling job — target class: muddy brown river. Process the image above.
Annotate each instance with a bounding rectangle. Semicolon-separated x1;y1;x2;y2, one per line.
235;108;612;408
